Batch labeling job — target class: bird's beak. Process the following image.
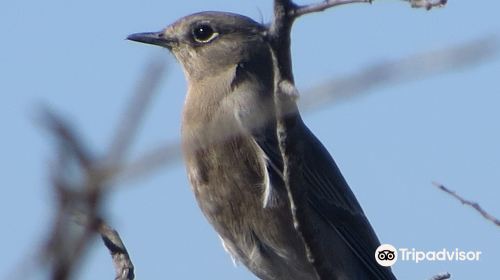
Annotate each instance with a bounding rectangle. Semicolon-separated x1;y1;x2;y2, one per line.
127;31;174;48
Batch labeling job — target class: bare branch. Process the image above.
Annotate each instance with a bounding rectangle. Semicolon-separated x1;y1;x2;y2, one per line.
429;272;452;280
269;0;451;278
269;0;330;278
40;109;135;280
106;60;166;166
408;0;447;10
98;220;135;280
292;0;447;18
300;35;499;111
293;0;371;18
433;182;500;227
41;110;101;280
114;141;181;183
41;109;94;171
70;212;135;280
36;60;166;280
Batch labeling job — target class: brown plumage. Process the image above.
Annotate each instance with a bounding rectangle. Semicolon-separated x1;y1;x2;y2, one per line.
128;11;397;280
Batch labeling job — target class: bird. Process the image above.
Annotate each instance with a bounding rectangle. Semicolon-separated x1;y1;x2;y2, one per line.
128;11;397;280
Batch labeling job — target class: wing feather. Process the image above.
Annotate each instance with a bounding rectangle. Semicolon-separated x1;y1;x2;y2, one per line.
253;117;397;280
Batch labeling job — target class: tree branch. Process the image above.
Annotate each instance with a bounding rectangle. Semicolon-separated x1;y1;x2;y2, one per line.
269;0;450;278
41;109;102;280
269;0;326;277
292;0;446;18
407;0;447;10
429;272;451;280
38;59;165;280
98;220;135;280
300;35;498;111
105;61;166;166
293;0;371;18
433;182;500;227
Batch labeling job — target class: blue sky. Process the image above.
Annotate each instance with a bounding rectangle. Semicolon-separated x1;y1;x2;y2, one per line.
1;1;499;279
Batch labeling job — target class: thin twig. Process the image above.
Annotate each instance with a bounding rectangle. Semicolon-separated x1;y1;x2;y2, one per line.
429;272;452;280
433;182;500;227
270;0;451;279
106;59;166;166
114;141;181;183
41;109;102;280
98;220;135;280
270;0;330;278
408;0;447;10
41;109;94;170
300;35;499;111
293;0;371;18
36;59;166;279
292;0;446;18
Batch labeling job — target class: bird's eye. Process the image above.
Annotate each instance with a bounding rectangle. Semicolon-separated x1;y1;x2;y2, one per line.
192;24;218;43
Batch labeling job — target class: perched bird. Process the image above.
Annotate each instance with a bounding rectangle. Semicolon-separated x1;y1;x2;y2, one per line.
128;11;396;280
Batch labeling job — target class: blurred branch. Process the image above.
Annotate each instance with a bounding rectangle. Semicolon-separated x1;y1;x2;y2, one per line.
106;60;166;166
407;0;447;10
300;35;499;111
43;110;93;170
429;272;451;280
41;109;102;280
433;182;500;227
38;59;165;280
114;141;181;183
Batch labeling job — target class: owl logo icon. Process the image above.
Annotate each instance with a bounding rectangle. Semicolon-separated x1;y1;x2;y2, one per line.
375;244;398;267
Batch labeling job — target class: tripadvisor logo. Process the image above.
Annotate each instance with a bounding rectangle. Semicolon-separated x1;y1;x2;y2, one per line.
375;244;482;266
375;244;398;267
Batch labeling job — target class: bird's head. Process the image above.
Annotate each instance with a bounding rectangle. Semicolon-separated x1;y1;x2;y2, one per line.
127;11;269;81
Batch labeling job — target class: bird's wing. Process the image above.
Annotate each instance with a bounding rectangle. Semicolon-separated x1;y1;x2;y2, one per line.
252;115;396;280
